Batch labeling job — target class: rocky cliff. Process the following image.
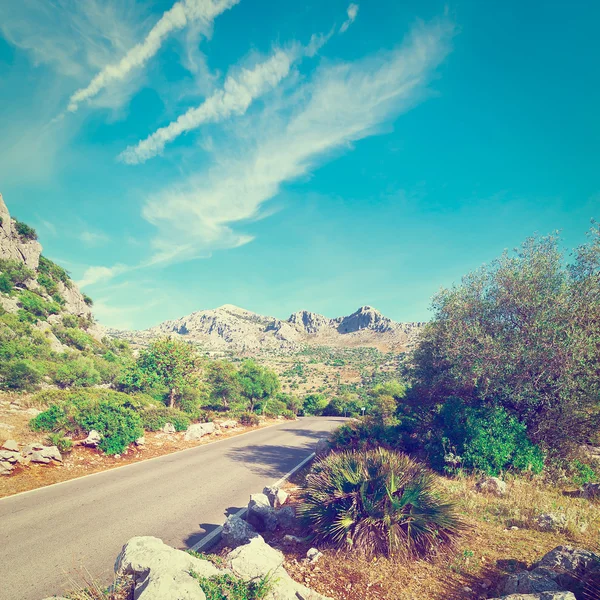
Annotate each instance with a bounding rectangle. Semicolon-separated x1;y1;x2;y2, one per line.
110;303;425;353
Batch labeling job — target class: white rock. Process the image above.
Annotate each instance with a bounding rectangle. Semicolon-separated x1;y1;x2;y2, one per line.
535;513;566;532
263;486;289;508
30;451;51;464
184;422;215;441
220;419;238;429
1;440;19;452
476;476;507;496
135;436;146;446
0;461;14;475
221;515;260;548
83;430;102;447
306;548;323;564
162;423;176;434
116;536;219;600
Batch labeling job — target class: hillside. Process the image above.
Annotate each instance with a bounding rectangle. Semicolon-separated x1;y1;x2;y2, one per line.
109;304;425;354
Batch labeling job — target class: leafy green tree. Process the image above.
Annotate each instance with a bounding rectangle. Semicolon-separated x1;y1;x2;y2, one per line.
121;337;199;408
206;360;241;409
237;360;280;412
302;393;329;416
408;227;600;453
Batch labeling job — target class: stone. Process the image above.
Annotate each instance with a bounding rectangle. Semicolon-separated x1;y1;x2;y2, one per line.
221;515;260;548
0;461;14;475
226;537;331;600
135;436;146;446
1;440;19;452
534;545;600;575
500;571;559;595
83;430;102;447
184;422;215;441
306;548;323;564
489;593;576;600
30;451;51;464
247;493;278;532
0;450;20;462
275;506;297;530
581;482;600;499
283;534;306;546
116;536;219;600
162;423;176;434
315;438;330;457
39;446;62;462
476;476;507;496
534;513;566;532
263;485;289;508
220;419;238;429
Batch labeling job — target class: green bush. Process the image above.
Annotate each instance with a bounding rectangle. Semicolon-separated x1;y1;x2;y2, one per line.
190;572;272;600
302;393;329;416
0;259;34;288
83;294;93;307
53;357;101;388
38;256;71;287
53;327;96;351
299;448;462;558
433;398;545;476
238;411;260;426
140;407;191;432
45;432;73;453
0;273;12;293
17;290;60;320
570;460;598;486
14;220;38;241
329;417;400;452
30;390;144;455
37;272;59;297
0;359;42;391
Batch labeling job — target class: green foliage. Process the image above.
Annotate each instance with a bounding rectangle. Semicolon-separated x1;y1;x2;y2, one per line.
53;357;101;388
238;411;260;426
237;360;280;411
302;393;329;416
30;390;144;455
570;459;598;486
83;294;93;307
140;406;191;432
433;398;545;476
191;572;273;600
37;272;59;297
38;255;71;287
206;360;241;409
0;258;35;290
0;359;42;390
329;417;400;452
14;219;38;241
120;337;199;408
0;273;11;293
61;314;79;329
299;448;462;558
17;290;60;320
408;228;600;454
45;432;73;453
53;327;96;351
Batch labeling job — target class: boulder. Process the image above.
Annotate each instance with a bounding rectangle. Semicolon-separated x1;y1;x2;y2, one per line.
221;515;260;548
0;450;20;463
162;423;176;434
275;506;297;530
534;513;566;532
0;461;14;475
489;593;576;600
226;537;331;600
135;436;146;446
247;493;278;532
30;451;51;464
315;438;330;457
220;420;238;429
534;545;600;575
184;423;215;441
306;548;323;564
2;440;19;452
83;430;102;447
476;476;507;496
116;536;220;600
581;482;600;499
263;485;289;508
500;571;559;595
39;446;62;462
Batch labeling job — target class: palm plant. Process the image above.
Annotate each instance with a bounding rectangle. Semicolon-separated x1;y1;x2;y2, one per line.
298;448;463;558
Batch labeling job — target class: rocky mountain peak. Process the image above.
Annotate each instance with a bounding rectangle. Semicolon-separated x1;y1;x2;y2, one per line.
336;305;393;334
0;193;42;269
287;310;332;334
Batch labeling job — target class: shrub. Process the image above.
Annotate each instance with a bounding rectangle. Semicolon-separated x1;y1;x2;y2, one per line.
17;290;60;320
190;572;272;600
238;412;260;427
433;398;545;476
299;448;462;558
53;357;101;388
83;293;94;307
14;220;38;241
329;417;400;452
0;273;12;293
302;393;329;416
38;256;71;287
31;404;66;431
570;460;598;486
0;359;42;391
37;272;59;297
45;432;73;453
140;407;191;432
0;259;34;287
53;327;96;351
61;314;79;329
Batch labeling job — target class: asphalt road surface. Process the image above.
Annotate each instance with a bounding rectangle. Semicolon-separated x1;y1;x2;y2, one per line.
0;417;344;600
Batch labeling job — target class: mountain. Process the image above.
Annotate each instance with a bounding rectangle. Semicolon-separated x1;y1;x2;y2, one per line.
110;304;425;354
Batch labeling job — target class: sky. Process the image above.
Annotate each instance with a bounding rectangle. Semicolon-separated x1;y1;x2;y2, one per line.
0;0;598;330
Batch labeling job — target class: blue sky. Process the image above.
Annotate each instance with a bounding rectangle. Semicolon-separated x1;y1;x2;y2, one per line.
0;0;597;329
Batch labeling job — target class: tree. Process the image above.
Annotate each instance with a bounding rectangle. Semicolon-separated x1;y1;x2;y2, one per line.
303;393;329;416
237;360;280;412
206;360;241;409
123;337;198;408
408;228;600;453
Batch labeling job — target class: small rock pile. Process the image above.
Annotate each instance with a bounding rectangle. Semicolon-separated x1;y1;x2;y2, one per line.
490;545;600;600
0;439;62;476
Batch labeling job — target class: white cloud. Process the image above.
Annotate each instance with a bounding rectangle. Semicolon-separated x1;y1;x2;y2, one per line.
67;0;240;113
78;264;128;288
141;18;454;264
340;3;359;33
79;230;110;245
118;34;331;165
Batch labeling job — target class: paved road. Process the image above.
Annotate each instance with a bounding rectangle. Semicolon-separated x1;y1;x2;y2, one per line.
0;417;343;600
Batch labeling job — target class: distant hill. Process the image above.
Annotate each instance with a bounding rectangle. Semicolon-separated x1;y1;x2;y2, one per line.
109;304;425;354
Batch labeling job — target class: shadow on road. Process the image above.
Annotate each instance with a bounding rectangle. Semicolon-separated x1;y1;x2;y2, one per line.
226;443;313;478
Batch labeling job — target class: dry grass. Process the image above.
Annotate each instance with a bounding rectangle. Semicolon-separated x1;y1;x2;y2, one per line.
273;471;600;600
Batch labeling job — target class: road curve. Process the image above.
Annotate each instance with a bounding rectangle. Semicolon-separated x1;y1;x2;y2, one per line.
0;417;344;600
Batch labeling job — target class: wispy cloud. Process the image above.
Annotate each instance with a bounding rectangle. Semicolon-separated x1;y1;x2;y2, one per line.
118;34;328;165
340;3;359;34
79;230;110;245
78;264;129;288
67;0;239;113
141;18;454;264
